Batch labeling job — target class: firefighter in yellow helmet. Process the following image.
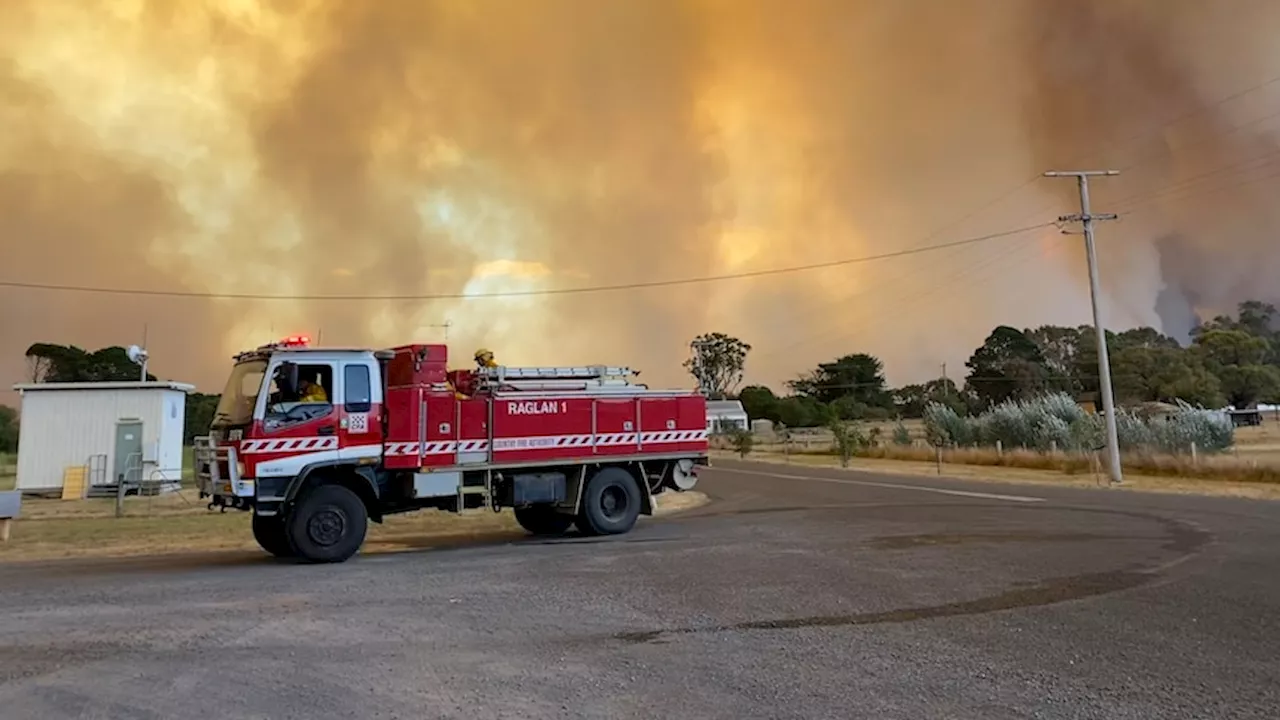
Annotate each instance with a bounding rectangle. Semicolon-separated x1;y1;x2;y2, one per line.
298;376;329;403
474;348;497;370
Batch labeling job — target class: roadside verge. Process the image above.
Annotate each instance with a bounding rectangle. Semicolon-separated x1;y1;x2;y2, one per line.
711;450;1280;501
0;489;710;563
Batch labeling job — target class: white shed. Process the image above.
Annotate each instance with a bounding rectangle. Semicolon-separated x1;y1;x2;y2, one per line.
706;399;750;434
12;381;194;494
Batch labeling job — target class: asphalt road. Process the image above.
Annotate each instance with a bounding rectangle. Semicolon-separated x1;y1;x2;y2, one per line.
1;459;1278;719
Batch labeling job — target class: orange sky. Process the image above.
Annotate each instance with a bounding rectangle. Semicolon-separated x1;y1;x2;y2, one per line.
3;0;1280;403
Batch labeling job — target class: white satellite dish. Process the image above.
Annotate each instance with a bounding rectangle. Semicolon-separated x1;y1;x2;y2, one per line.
126;344;149;381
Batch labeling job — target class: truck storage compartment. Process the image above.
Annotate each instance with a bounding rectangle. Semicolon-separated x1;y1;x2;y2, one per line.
505;472;567;505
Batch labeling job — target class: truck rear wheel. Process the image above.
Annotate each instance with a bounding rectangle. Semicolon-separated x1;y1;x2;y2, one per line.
514;505;574;536
285;484;368;563
252;514;294;558
576;467;642;536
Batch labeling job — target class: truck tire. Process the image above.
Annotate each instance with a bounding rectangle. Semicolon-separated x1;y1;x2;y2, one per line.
576;467;642;536
285;484;368;563
252;514;294;558
514;505;575;536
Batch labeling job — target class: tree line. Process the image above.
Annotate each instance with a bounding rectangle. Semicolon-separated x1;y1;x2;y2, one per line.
2;343;221;447
7;300;1278;452
686;300;1280;427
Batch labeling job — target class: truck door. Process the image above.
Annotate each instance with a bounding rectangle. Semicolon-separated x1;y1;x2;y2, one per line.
253;359;340;479
339;359;384;463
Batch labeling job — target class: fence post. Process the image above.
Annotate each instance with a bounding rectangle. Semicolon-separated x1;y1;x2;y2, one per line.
1190;441;1198;466
935;445;942;475
996;440;1003;457
1050;440;1057;454
115;480;126;518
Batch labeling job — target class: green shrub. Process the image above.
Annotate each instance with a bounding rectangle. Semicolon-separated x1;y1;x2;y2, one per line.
923;403;973;447
923;392;1234;455
891;422;913;446
828;419;867;467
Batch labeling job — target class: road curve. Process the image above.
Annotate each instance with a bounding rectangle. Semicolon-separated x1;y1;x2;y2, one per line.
0;459;1277;719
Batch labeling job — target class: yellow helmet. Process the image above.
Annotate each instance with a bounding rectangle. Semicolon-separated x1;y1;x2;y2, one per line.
474;348;493;361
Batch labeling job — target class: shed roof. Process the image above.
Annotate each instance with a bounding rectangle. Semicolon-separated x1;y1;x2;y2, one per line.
707;400;747;414
13;381;196;394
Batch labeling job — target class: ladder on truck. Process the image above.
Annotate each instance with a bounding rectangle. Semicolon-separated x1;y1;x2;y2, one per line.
475;365;644;393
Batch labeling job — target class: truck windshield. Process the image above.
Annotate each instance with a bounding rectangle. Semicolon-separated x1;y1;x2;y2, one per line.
213;359;267;427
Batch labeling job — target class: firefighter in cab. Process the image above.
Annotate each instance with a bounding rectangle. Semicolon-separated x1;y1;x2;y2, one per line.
474;348;498;370
298;375;329;403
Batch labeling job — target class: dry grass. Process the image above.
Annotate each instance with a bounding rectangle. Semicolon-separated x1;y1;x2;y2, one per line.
0;487;709;563
0;452;14;492
746;415;1280;476
718;450;1280;500
852;444;1280;484
725;414;1280;499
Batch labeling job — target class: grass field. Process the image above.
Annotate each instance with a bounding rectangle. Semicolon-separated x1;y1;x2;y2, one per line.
729;414;1280;488
750;416;1280;463
0;452;14;492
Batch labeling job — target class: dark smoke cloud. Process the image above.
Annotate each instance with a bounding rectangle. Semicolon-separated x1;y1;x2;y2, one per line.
1152;235;1205;342
1017;0;1280;342
2;0;1280;406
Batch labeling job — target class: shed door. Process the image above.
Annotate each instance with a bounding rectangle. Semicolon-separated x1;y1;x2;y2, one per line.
114;421;144;487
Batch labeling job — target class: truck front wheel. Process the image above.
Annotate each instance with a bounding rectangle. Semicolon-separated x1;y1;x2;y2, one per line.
252;514;294;558
576;467;642;536
285;484;368;563
514;505;574;536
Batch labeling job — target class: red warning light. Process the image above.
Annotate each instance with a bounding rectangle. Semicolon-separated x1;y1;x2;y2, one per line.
282;335;311;346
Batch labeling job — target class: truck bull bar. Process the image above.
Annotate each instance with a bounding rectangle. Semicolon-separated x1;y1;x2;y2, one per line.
193;436;254;510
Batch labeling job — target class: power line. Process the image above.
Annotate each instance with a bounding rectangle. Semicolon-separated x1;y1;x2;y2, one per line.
1104;144;1280;209
753;236;1047;367
1111;161;1280;215
748;236;1018;364
0;222;1053;301
746;137;1280;373
7;72;1277;308
910;71;1280;254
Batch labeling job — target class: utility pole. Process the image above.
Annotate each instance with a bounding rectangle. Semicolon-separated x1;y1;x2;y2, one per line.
140;324;149;381
1044;170;1123;485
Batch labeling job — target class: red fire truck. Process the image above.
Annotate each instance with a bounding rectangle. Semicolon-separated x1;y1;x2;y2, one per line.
194;337;708;563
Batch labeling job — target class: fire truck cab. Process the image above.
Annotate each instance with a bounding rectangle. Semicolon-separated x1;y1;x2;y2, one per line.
195;337;708;564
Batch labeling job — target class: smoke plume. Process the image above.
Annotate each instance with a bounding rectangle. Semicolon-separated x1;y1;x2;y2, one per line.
2;0;1279;402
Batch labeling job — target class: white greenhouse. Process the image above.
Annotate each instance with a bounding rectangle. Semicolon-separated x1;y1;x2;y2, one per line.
12;381;194;495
